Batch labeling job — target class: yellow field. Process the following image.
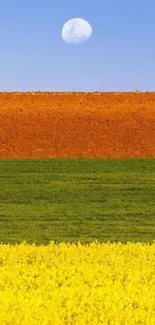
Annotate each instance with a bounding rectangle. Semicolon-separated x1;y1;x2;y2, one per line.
0;241;155;325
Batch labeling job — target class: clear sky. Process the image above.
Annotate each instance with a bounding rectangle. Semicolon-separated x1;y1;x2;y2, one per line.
0;0;155;91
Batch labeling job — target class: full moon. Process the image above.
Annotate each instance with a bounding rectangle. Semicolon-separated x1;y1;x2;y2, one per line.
62;18;92;44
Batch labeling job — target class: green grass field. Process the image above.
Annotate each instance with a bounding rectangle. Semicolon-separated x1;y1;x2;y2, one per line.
0;158;154;245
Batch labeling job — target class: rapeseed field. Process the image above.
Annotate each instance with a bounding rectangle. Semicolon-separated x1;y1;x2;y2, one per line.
0;241;154;325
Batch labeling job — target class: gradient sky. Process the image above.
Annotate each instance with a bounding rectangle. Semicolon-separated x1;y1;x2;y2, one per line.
0;0;155;91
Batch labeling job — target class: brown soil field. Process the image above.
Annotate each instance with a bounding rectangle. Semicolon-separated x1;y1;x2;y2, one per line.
0;92;155;158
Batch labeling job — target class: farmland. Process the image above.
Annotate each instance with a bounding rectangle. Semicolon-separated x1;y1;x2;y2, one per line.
0;92;155;324
0;241;154;325
0;158;154;245
0;92;155;159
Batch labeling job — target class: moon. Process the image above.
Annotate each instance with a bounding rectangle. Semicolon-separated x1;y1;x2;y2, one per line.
62;18;92;44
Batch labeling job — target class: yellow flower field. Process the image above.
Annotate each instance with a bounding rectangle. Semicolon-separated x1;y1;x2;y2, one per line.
0;241;155;325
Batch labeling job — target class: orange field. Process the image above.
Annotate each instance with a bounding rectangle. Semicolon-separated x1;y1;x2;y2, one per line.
0;92;155;158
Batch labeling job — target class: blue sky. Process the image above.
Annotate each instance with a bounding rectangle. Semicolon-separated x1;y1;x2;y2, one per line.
0;0;155;91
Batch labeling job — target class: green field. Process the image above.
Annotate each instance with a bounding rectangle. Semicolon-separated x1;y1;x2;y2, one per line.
0;158;154;245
